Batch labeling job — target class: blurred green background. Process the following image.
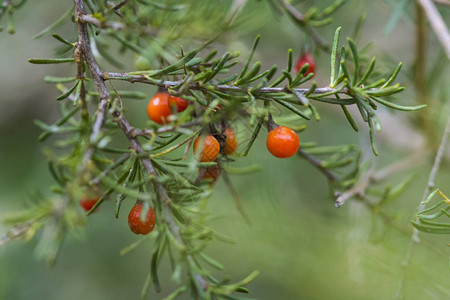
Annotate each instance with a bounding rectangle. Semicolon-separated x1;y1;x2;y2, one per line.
1;0;450;299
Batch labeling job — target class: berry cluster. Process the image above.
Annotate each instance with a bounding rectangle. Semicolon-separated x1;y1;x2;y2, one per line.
192;128;237;181
147;91;189;124
80;51;310;234
79;52;312;233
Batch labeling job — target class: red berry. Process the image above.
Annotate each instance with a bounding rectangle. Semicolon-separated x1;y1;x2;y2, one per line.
193;134;220;162
169;95;189;112
266;126;300;158
147;92;173;124
80;196;100;212
295;53;315;77
128;203;156;235
224;128;237;155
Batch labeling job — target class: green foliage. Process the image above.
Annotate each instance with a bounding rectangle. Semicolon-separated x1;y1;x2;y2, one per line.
413;189;450;234
3;0;445;299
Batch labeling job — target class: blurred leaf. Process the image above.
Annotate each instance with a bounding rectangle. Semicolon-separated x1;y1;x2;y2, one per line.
33;6;73;40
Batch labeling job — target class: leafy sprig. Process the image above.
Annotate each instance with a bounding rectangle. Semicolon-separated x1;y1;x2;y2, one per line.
2;0;429;299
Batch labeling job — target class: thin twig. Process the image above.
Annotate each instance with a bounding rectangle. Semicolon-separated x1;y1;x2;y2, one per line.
394;116;450;300
91;153;130;186
417;0;450;58
109;0;128;11
75;3;111;172
297;147;338;182
221;170;251;225
79;14;125;30
276;0;329;51
106;1;124;17
103;72;347;96
73;0;207;289
335;152;427;207
0;224;32;246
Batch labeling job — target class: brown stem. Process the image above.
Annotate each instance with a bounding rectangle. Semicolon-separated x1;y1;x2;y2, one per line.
266;113;278;131
79;14;125;30
109;0;128;11
221;170;251;225
297;147;338;182
103;72;347;96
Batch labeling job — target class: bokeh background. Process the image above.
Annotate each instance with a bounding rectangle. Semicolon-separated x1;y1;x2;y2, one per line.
1;0;450;299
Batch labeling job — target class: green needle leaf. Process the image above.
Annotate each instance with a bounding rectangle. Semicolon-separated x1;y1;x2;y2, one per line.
150;49;200;77
272;98;311;120
381;62;402;88
242;114;265;156
368;117;378;156
411;221;450;234
330;27;341;85
38;106;80;141
357;57;376;86
51;33;74;46
347;37;359;84
44;76;78;83
287;48;293;72
235;61;262;85
340;104;359;132
199;252;224;270
56;80;80;101
417;218;450;228
239;35;260;79
28;58;75;64
371;96;426;111
161;286;187;300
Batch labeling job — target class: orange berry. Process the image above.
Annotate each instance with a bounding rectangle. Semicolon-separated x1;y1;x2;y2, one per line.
80;196;100;212
193;134;220;162
169;95;189;112
199;166;221;183
147;92;173;124
224;128;237;155
266;126;299;158
295;52;315;77
128;202;156;235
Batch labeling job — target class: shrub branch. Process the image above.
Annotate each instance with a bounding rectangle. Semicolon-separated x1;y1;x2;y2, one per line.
73;0;207;291
103;72;350;100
